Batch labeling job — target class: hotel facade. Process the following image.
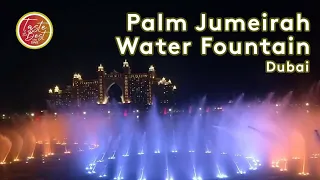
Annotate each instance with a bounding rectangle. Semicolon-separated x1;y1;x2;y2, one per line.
48;60;177;110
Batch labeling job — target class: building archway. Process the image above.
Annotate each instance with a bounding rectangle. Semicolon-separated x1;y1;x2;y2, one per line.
106;82;124;103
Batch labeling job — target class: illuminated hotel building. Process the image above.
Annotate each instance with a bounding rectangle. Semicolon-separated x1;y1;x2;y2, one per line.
156;78;177;104
47;85;72;109
48;60;177;109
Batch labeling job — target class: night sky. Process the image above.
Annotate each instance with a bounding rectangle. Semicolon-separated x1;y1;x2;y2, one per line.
1;1;317;112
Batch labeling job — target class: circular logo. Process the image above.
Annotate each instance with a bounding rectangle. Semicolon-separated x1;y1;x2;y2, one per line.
16;12;53;49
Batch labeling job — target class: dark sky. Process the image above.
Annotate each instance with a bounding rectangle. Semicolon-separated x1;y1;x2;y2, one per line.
1;1;317;112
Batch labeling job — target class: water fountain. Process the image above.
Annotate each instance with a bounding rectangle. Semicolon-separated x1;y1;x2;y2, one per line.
0;91;320;179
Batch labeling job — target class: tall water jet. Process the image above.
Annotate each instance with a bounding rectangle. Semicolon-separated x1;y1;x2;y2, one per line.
138;132;146;155
264;92;275;104
147;98;162;154
188;97;206;179
29;132;36;158
0;135;12;164
12;132;24;161
279;91;293;107
233;93;244;106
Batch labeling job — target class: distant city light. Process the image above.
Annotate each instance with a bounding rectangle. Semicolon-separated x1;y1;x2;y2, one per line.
306;102;309;106
30;113;35;117
83;111;86;115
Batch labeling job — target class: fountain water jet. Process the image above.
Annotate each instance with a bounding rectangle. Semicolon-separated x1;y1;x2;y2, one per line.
0;135;12;164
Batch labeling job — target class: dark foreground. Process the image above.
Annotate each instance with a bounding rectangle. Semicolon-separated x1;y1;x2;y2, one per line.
0;153;319;180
